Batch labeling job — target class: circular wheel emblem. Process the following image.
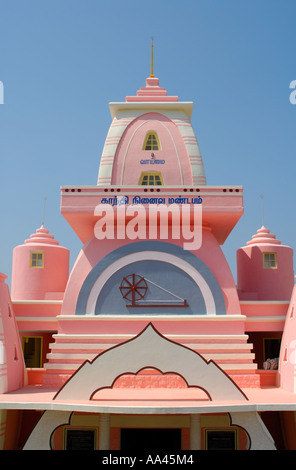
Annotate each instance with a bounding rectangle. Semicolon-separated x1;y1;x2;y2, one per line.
119;274;148;304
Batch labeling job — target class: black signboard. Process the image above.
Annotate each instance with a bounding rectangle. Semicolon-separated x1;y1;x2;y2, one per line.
206;430;236;450
65;429;96;450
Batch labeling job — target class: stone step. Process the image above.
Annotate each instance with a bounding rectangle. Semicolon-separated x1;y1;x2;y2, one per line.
52;334;250;343
48;341;253;351
43;360;257;372
46;351;255;362
43;332;257;388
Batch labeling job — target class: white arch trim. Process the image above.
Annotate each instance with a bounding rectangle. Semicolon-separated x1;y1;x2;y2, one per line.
85;251;216;315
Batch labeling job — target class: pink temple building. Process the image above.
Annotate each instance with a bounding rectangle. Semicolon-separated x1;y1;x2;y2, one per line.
1;54;296;451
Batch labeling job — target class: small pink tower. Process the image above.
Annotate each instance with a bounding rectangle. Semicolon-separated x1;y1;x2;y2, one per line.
237;226;294;301
11;225;69;301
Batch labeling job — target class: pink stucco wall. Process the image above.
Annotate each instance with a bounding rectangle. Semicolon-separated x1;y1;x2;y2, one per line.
0;273;25;393
278;284;296;391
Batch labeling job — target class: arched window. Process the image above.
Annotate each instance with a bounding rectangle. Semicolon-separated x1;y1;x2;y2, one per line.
143;131;161;151
139;172;164;186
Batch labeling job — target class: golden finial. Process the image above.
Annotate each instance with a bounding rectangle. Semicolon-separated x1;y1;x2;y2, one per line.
150;37;155;78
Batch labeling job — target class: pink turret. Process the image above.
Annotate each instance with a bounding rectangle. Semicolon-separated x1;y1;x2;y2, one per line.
237;226;294;301
11;226;69;301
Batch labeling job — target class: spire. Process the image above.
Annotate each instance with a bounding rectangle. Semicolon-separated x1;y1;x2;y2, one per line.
150;37;154;78
42;196;47;227
125;38;179;103
260;194;264;227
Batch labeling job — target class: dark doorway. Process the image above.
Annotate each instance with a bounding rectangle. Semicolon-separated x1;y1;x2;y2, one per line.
120;428;182;452
22;337;42;368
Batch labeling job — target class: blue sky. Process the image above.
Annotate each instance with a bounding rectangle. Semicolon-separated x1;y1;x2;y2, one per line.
0;0;295;286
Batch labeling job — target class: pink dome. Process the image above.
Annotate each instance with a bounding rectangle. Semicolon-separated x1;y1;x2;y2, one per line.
246;226;282;246
24;225;60;245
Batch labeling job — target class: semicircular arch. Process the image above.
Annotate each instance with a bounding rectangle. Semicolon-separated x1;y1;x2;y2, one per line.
75;241;226;316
